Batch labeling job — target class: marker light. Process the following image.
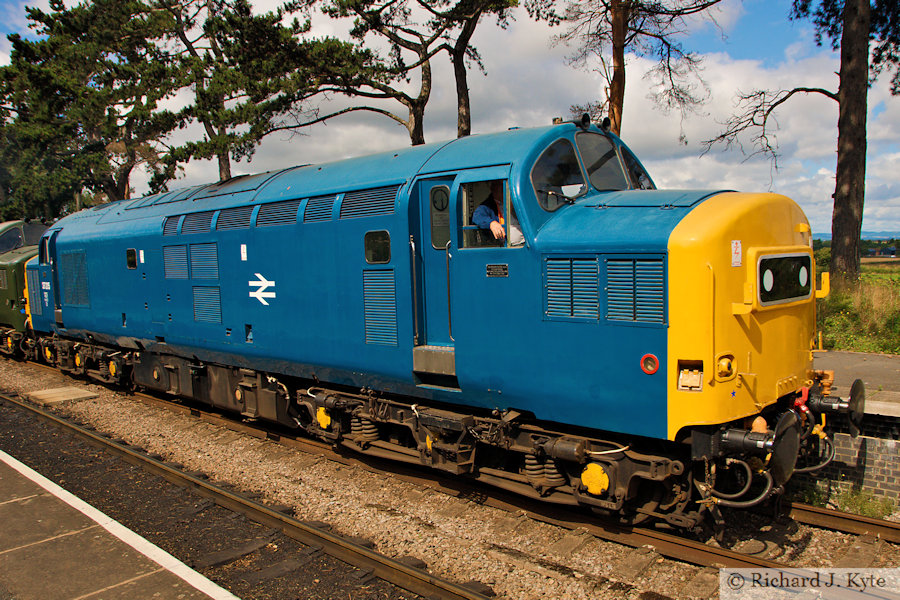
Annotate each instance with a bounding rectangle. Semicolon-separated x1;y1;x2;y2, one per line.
640;354;659;375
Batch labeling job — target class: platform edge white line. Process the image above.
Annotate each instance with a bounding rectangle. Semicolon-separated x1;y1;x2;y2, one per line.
0;449;241;600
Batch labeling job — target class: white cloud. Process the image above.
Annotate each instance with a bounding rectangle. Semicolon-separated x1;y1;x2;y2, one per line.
3;0;895;233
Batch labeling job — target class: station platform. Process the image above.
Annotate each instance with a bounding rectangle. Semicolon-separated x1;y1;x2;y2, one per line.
814;351;900;417
0;450;239;600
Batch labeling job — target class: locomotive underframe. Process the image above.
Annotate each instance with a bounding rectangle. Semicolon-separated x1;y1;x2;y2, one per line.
22;334;840;531
30;335;709;528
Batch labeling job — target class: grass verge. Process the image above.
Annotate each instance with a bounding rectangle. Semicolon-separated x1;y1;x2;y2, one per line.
817;260;900;354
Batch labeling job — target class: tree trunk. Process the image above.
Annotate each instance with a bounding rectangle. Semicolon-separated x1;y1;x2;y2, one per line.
607;0;628;135
217;151;232;181
406;55;431;146
452;11;481;138
831;0;870;280
453;45;472;138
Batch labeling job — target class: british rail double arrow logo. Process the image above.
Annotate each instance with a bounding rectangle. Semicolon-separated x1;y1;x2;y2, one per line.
248;273;276;305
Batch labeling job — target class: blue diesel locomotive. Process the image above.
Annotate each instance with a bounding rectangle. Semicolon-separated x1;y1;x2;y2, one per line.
22;118;862;529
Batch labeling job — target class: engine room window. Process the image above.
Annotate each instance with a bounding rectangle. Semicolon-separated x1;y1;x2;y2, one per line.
460;180;524;248
574;133;629;192
531;139;586;212
126;249;138;269
429;186;451;249
364;230;391;264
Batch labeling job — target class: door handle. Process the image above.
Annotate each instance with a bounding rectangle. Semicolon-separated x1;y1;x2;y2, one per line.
445;241;453;341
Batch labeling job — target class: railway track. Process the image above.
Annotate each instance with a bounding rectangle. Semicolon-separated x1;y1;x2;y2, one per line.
7;360;899;577
118;386;900;569
783;501;900;544
0;389;493;600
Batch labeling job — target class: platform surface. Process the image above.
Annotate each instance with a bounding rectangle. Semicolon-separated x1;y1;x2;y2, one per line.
0;450;239;600
814;351;900;416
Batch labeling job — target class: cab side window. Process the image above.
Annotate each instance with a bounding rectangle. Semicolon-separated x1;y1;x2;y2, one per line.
460;180;524;249
39;236;50;265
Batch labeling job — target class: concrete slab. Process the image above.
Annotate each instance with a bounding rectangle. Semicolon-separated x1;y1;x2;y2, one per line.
834;534;884;568
0;461;43;502
84;569;218;600
23;386;99;406
868;396;900;417
679;567;720;599
612;546;659;580
0;492;96;551
0;527;161;600
547;531;592;556
814;352;900;393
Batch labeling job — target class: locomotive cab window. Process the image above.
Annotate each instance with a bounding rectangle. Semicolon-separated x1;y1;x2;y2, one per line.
460;180;524;249
0;228;23;254
532;139;588;211
620;144;655;190
364;230;391;264
126;249;138;269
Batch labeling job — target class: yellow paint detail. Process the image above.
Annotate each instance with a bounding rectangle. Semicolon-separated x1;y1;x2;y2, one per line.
23;256;37;331
581;463;610;496
667;193;816;440
426;435;433;453
44;347;53;361
816;271;830;299
109;361;118;377
75;353;82;367
6;337;13;350
316;407;331;430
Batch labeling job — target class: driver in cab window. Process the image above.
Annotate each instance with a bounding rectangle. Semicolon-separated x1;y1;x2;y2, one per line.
472;181;524;247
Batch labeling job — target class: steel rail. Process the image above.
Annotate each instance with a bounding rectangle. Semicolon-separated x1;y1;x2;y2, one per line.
783;501;900;544
0;391;492;600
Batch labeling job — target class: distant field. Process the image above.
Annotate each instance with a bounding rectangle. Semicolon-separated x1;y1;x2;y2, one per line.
860;259;900;285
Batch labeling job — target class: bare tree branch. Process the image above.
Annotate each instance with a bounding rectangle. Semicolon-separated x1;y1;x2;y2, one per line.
702;86;838;167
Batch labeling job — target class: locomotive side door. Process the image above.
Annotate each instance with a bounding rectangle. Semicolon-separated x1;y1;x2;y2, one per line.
411;176;458;382
37;229;63;326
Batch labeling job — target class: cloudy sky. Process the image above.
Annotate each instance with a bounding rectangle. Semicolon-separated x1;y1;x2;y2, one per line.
2;0;898;234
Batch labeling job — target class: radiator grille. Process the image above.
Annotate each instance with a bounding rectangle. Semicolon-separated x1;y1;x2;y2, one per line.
192;286;222;323
163;245;189;279
216;206;253;230
303;195;335;223
545;257;599;320
0;270;6;290
340;185;399;219
60;250;90;307
27;270;41;316
363;269;397;345
181;211;214;234
189;243;218;279
606;258;665;323
257;199;301;226
163;216;180;236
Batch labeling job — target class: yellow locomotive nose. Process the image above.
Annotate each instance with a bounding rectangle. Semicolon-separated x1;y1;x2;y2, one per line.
667;192;817;441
